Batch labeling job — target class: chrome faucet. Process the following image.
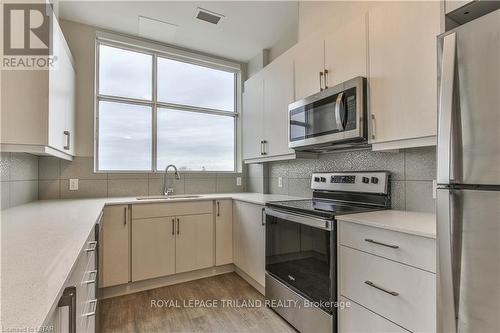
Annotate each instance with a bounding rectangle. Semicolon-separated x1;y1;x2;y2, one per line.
163;164;181;196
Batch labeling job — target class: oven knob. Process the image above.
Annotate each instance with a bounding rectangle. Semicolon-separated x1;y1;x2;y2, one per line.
320;177;327;183
371;177;379;184
362;177;370;184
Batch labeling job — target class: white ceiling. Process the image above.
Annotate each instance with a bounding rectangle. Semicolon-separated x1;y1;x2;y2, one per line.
58;1;298;62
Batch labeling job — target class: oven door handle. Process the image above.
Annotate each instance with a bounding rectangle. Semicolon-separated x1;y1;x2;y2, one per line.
265;208;333;231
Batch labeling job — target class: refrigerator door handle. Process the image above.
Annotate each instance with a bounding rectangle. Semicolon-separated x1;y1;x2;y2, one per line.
437;189;461;333
437;33;457;185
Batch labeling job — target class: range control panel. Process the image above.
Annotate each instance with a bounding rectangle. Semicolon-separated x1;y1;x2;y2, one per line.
311;172;389;194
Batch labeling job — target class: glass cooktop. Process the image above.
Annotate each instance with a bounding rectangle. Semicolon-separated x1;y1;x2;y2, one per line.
266;199;384;219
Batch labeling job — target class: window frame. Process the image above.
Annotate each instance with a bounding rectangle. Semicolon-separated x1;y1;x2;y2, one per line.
94;33;241;173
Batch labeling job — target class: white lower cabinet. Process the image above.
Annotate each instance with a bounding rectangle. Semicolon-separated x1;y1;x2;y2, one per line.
132;217;176;281
338;220;436;333
175;214;214;273
233;201;265;286
339;297;408;333
101;205;130;288
215;200;233;266
132;213;214;281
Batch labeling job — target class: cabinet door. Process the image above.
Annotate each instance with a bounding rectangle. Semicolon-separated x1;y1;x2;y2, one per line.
242;73;264;160
293;35;325;100
236;201;266;286
48;18;75;154
175;214;214;273
324;14;367;88
132;217;175;281
215;200;233;266
263;52;295;157
368;1;440;144
101;205;130;287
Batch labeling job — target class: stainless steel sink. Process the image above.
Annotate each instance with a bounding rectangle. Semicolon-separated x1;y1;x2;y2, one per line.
136;195;202;200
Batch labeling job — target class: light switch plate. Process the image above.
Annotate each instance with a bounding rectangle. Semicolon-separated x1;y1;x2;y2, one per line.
278;176;283;188
236;177;242;186
69;178;79;191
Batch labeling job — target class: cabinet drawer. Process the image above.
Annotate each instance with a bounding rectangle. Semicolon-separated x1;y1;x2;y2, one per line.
340;246;436;332
339;221;435;272
132;201;213;219
339;296;408;333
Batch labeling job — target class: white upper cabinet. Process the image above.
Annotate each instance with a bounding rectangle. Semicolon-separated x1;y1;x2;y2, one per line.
242;50;310;163
293;34;325;100
368;1;441;150
262;52;295;158
1;13;75;160
49;18;76;156
324;14;368;88
242;72;264;161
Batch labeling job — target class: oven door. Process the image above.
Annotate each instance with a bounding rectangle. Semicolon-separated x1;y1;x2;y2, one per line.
265;208;336;314
288;76;365;149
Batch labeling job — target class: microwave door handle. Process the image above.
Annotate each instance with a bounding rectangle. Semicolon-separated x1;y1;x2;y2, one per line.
437;32;457;184
334;92;345;130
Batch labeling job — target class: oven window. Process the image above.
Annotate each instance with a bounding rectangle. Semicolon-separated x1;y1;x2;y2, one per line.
265;214;334;313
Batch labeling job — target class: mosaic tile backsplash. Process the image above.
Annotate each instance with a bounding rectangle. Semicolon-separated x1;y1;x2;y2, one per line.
265;147;436;213
1;153;39;209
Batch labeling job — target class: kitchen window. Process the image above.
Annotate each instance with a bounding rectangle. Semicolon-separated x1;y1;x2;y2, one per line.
95;39;239;172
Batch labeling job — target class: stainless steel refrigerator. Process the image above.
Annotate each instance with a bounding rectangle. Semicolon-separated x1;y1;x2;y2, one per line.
437;8;500;333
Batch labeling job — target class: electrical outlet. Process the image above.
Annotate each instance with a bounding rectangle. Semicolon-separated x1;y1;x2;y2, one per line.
278;176;283;188
69;178;79;191
236;177;242;186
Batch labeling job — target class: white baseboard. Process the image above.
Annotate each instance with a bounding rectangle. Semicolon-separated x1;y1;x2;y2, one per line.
100;264;234;299
234;266;265;295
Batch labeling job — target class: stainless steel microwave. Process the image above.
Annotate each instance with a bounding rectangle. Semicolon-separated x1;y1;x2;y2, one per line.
288;76;367;151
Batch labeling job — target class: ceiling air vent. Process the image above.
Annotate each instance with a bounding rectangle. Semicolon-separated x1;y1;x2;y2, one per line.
194;7;224;25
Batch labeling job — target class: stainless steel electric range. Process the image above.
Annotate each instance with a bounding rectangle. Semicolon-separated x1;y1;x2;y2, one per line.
264;171;391;333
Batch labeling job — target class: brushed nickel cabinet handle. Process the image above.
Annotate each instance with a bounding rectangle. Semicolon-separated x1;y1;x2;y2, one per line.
365;280;399;296
319;71;324;91
217;201;220;217
123;207;127;225
84;241;97;252
371;114;376;140
64;131;70;150
364;238;399;249
82;270;97;284
261;207;266;226
82;299;97;317
177;218;180;235
171;218;175;235
324;69;329;89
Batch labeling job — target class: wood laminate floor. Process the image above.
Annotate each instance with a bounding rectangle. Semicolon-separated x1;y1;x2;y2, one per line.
99;273;296;333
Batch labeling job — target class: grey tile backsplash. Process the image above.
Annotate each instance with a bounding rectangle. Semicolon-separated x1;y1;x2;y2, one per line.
2;147;435;214
38;156;246;200
266;146;436;213
1;153;39;209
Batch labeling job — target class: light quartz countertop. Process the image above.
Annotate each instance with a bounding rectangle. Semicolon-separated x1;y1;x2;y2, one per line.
337;209;436;239
0;192;303;330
